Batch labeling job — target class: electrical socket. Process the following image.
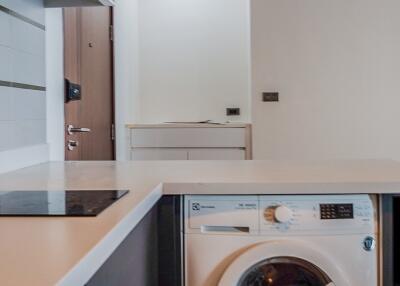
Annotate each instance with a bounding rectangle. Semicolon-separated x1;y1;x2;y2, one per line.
226;108;240;116
262;92;279;102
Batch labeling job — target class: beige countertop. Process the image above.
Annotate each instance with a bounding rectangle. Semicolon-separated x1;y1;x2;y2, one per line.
1;159;400;286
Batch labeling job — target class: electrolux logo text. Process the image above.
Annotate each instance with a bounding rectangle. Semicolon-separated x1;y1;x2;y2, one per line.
191;202;216;211
192;203;201;211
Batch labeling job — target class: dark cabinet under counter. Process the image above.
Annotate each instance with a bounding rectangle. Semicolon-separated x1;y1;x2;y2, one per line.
382;195;400;286
86;196;182;286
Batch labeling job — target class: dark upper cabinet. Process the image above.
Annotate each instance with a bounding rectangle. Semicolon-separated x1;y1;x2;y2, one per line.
45;0;114;7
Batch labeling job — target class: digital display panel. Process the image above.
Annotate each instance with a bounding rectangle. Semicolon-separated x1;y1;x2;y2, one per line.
320;203;354;220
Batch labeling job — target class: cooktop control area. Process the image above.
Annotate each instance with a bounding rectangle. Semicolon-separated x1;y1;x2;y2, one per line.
0;190;129;216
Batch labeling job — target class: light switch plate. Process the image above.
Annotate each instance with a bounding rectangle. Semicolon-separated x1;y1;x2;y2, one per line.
262;92;279;102
226;108;240;116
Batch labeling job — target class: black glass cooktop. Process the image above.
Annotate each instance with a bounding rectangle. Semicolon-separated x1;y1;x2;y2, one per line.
0;190;129;216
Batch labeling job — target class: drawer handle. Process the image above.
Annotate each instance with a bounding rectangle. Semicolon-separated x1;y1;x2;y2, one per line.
200;225;250;233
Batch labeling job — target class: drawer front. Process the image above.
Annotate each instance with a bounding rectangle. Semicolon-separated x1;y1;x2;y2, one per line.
130;128;246;148
131;148;188;160
187;149;245;160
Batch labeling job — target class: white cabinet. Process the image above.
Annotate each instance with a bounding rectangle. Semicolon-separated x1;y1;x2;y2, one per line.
187;149;245;160
130;128;246;148
131;148;246;161
127;124;251;161
131;149;188;160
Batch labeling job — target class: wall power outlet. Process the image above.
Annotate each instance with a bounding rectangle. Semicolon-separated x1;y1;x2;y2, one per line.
226;108;240;116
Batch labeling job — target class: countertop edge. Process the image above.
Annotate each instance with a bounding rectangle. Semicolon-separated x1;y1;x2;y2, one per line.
163;181;400;195
56;184;163;286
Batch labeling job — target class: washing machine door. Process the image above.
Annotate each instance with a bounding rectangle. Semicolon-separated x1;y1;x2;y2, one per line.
219;241;348;286
235;256;334;286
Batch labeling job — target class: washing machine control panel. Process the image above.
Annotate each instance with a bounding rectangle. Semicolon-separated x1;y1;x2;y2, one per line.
319;203;353;219
260;195;374;234
185;195;375;235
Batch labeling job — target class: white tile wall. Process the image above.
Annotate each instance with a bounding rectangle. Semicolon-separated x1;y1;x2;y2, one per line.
10;16;45;57
0;45;12;81
0;12;11;46
0;1;46;153
12;49;46;86
0;122;12;151
13;119;46;148
0;86;14;121
0;0;45;25
14;89;46;120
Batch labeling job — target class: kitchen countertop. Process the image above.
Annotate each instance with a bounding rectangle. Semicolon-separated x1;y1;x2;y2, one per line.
1;159;400;286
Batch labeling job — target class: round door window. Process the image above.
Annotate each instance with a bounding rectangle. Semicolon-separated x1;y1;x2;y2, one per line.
238;256;332;286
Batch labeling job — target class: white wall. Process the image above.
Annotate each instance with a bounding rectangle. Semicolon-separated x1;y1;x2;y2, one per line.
252;0;400;160
114;0;251;160
114;0;140;161
45;8;64;161
136;0;251;123
0;0;49;173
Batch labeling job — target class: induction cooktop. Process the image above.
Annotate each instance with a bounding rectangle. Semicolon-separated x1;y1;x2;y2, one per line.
0;190;129;216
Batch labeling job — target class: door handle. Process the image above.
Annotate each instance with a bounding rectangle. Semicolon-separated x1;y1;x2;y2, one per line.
67;140;79;151
200;225;250;234
67;125;91;135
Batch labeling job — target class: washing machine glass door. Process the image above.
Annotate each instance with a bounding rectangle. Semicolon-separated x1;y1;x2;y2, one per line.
238;257;334;286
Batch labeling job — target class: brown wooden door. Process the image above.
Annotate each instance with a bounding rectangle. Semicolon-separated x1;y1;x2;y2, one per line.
64;7;114;160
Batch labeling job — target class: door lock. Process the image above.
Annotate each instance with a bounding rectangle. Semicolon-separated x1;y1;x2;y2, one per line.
67;140;79;151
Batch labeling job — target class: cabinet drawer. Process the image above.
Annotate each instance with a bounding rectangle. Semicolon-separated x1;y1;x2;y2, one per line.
131;149;188;160
187;149;245;160
130;128;246;148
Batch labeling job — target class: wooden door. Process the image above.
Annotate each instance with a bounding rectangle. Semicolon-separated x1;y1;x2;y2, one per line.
64;7;114;160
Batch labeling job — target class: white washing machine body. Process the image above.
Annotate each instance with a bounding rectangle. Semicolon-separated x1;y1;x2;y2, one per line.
184;195;377;286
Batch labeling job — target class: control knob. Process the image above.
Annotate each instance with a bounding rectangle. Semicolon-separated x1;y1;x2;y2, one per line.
274;205;293;223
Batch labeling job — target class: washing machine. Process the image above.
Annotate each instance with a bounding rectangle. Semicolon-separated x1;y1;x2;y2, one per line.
184;195;377;286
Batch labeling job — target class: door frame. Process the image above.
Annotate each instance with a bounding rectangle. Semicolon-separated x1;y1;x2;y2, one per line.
109;7;116;159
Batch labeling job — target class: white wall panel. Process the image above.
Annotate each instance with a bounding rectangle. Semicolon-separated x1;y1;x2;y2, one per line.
0;122;12;151
0;0;45;25
0;0;47;173
251;0;400;160
0;46;13;81
10;17;45;57
137;0;250;123
45;8;64;161
14;89;46;120
12;50;45;86
0;86;13;121
0;12;11;46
